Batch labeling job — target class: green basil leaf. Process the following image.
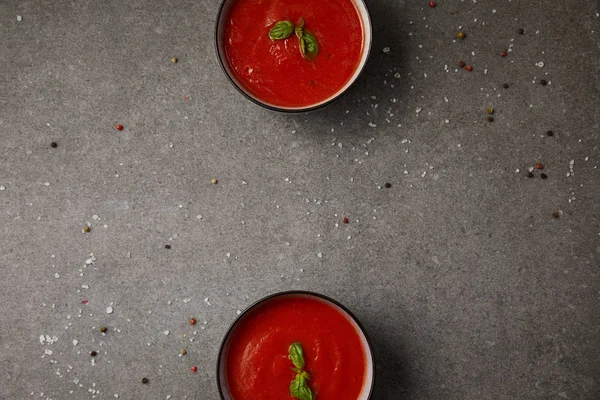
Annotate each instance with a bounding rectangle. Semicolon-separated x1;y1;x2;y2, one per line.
303;31;318;57
269;20;294;40
289;342;305;370
290;373;303;394
290;374;314;400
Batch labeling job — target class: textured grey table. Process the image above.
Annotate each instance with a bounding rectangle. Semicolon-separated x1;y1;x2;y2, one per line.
1;0;599;399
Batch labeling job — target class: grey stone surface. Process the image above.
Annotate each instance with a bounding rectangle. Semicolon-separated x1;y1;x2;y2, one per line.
1;0;599;399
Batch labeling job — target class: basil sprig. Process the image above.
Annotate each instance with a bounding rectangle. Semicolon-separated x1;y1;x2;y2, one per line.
268;17;319;60
288;342;314;400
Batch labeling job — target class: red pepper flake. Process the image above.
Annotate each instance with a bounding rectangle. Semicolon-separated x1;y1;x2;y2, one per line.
82;300;89;305
190;318;197;325
116;124;123;131
429;1;436;7
343;217;349;224
465;65;473;72
184;96;189;101
500;51;507;57
191;366;197;373
535;163;543;170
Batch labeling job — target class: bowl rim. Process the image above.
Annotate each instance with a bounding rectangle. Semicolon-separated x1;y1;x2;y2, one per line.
216;290;376;400
213;0;373;113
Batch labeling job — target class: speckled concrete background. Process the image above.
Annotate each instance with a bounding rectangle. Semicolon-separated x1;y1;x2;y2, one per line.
1;0;599;399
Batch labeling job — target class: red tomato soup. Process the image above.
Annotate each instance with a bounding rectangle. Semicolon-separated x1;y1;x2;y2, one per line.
225;296;368;399
223;0;365;107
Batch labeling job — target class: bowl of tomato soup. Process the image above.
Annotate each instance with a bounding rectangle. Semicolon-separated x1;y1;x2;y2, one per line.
217;291;375;400
215;0;372;111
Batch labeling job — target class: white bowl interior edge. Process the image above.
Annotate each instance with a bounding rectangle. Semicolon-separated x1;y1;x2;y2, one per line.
217;293;375;400
216;0;373;111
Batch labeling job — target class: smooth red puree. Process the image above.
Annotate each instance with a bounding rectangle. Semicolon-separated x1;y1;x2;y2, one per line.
224;0;364;107
225;296;367;399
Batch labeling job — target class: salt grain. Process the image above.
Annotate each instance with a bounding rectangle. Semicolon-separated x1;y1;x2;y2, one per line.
106;306;114;314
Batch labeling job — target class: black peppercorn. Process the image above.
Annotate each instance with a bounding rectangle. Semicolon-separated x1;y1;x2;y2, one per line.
527;172;534;178
100;326;107;333
487;116;494;122
540;79;547;86
384;183;391;188
90;351;97;357
547;130;554;137
518;28;525;35
552;211;560;219
165;244;171;249
142;378;149;384
50;142;57;148
540;173;548;180
502;83;509;89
